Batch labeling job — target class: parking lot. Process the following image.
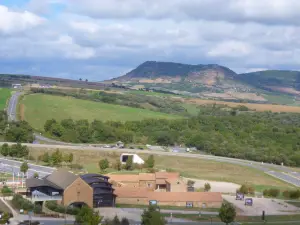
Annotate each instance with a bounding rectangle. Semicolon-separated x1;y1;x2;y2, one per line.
223;195;300;216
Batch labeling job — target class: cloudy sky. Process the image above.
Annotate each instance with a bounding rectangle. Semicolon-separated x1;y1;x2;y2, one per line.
1;0;300;81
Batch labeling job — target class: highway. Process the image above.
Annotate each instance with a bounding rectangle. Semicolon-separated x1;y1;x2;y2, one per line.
5;92;300;187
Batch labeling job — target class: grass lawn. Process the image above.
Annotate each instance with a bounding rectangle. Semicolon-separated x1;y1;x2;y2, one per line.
116;204;219;211
0;88;11;110
21;94;182;131
28;147;292;188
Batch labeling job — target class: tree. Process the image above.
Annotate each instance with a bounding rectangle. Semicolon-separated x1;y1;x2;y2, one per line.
141;205;165;225
114;159;122;171
44;119;57;132
219;202;236;225
124;156;133;171
85;79;88;82
33;172;39;178
41;152;50;163
121;217;130;225
187;180;195;187
99;158;109;172
1;143;9;156
204;183;211;192
79;78;82;81
75;206;101;225
20;162;29;176
51;149;63;166
145;155;155;169
68;153;74;163
112;215;121;225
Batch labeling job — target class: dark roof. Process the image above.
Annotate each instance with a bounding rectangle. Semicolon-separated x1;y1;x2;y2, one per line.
26;177;62;190
46;170;78;190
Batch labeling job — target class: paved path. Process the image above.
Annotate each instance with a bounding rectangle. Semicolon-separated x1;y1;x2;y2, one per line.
7;92;21;122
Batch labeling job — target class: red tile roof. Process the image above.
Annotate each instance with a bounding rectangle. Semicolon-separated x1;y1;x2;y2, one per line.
108;174;139;183
114;187;149;198
155;172;179;179
139;173;155;181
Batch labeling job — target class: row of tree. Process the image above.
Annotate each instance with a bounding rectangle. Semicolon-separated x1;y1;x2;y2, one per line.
38;150;73;166
44;109;300;166
0;143;29;158
0;110;34;143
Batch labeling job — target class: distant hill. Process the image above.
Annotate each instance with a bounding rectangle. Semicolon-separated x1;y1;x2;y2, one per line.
111;61;300;104
115;61;237;85
237;70;300;94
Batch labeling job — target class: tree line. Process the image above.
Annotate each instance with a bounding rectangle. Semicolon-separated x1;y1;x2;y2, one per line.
0;110;34;143
44;109;300;166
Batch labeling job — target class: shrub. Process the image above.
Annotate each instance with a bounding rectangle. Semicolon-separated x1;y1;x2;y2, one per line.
238;184;255;195
45;201;79;215
263;188;280;198
12;194;34;211
1;186;13;196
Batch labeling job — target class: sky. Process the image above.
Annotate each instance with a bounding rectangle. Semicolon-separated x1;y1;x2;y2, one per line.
1;0;300;81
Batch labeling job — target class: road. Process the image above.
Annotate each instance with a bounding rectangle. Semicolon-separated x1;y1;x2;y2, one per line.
7;92;21;122
0;157;55;178
6;92;300;187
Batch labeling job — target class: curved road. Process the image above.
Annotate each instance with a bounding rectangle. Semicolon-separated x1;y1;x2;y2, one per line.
6;92;300;187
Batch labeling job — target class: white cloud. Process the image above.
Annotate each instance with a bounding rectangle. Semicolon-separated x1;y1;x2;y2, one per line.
65;0;300;25
0;5;45;34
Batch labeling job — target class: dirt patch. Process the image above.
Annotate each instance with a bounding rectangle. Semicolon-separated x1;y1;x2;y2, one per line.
183;178;240;193
267;86;300;95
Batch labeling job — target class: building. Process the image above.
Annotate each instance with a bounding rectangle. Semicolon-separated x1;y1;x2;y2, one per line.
26;170;115;208
108;172;183;192
114;187;222;208
120;153;144;165
12;84;22;89
80;174;116;207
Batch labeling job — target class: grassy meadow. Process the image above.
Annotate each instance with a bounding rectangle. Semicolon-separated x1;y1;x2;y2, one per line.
0;88;11;110
21;94;182;130
28;147;293;189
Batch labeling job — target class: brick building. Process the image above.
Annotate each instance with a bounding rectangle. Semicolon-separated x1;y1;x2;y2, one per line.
26;170;115;208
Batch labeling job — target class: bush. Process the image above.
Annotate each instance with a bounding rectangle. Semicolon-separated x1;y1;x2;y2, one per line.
263;188;280;198
1;186;13;196
288;190;300;199
69;164;83;170
12;194;34;211
238;184;255;195
45;201;79;215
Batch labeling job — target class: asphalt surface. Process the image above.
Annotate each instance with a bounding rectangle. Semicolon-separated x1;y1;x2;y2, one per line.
0;157;55;178
7;91;21;122
5;92;300;187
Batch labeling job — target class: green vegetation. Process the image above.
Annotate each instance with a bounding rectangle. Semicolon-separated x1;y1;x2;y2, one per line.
11;194;42;214
141;205;166;225
45;201;80;215
219;202;236;225
0;143;29;158
1;186;13;196
42;106;300;166
38;150;73;166
75;206;101;225
0;88;11;110
22;94;181;131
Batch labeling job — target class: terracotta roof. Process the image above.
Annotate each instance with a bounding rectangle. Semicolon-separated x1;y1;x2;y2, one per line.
139;173;155;181
155;179;166;185
108;174;139;183
114;187;149;198
166;178;183;184
147;192;223;202
155;172;179;179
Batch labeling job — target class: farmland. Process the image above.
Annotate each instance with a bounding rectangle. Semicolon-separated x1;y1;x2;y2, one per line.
21;94;181;131
0;88;11;110
183;97;300;113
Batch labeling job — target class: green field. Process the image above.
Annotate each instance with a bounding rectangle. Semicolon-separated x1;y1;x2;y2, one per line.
21;94;182;131
0;88;11;110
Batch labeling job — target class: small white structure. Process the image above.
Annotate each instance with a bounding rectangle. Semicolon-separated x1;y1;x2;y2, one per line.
120;153;144;165
12;84;22;89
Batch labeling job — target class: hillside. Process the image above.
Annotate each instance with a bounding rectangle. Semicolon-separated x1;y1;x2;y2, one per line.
112;61;300;104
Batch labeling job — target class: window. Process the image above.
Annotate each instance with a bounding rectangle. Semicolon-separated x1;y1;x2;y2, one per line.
147;183;152;188
186;202;193;208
